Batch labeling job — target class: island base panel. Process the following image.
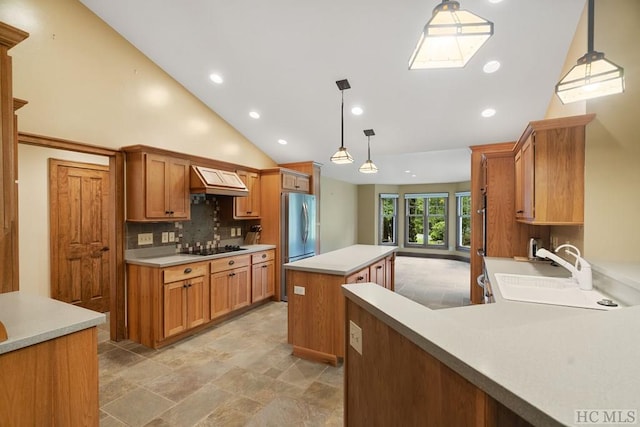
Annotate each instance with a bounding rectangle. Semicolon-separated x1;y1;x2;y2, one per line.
344;299;532;427
293;345;339;366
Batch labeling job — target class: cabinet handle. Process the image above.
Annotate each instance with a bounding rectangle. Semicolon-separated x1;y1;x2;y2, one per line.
166;210;175;215
376;265;383;269
184;268;192;274
229;272;236;277
247;211;252;214
262;265;268;268
100;246;110;252
228;260;235;265
477;249;485;257
357;276;364;281
516;210;524;214
183;284;188;289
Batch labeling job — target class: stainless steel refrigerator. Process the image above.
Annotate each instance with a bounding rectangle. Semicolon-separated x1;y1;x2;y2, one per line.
281;192;317;300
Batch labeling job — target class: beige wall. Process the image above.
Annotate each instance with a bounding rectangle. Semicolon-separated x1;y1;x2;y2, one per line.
545;0;640;263
320;176;358;253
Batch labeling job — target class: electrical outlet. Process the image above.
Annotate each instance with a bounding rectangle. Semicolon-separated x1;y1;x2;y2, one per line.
137;233;153;245
231;228;236;237
161;232;169;243
236;227;242;237
293;285;305;296
350;321;363;355
168;232;175;242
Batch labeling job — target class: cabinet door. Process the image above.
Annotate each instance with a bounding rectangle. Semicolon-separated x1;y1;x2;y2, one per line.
369;259;386;287
210;271;231;319
346;268;369;284
295;175;310;192
146;153;170;218
230;266;251;310
384;255;394;291
514;150;524;219
144;153;190;220
186;275;206;329
163;281;187;338
234;171;260;218
167;157;190;219
521;135;534;220
282;173;298;190
252;260;275;302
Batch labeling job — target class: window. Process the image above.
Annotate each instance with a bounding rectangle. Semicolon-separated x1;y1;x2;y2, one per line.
456;192;471;250
405;193;448;248
379;194;398;245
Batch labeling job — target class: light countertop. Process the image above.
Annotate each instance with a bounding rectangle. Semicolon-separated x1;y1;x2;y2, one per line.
125;244;276;268
284;244;397;276
342;257;640;426
0;292;105;355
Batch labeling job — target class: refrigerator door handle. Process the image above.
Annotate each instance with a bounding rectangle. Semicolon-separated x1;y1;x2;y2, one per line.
302;201;309;244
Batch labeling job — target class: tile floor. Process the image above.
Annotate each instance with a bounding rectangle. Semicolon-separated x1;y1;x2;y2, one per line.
98;303;343;426
98;256;470;426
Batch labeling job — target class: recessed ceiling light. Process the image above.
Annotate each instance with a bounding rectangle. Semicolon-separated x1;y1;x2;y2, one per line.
488;0;504;3
411;174;417;178
209;73;223;84
481;108;496;118
277;139;288;145
483;60;501;74
405;170;411;173
351;106;363;116
249;111;260;119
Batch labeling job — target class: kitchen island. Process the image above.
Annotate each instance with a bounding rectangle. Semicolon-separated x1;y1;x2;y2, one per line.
0;292;105;426
284;244;396;365
342;257;640;426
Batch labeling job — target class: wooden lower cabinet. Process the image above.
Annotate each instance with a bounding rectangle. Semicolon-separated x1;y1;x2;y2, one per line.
346;267;369;284
0;327;99;426
209;254;251;320
251;250;275;302
345;299;532;427
163;274;206;338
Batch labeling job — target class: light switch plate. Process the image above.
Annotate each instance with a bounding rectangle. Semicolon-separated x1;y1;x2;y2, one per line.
168;232;175;242
293;285;305;296
231;228;236;237
161;232;169;243
350;321;363;355
236;227;242;237
138;233;153;245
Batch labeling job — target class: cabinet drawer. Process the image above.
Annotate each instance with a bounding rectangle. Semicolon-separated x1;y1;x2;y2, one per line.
251;250;274;264
163;263;207;283
210;255;251;272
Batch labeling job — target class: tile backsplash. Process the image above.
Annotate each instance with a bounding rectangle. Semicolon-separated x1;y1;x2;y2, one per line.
126;194;260;251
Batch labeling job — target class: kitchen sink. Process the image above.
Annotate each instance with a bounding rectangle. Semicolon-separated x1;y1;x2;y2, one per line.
493;273;621;310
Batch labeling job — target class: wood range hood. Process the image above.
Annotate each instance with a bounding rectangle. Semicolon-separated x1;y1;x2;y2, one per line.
189;165;249;197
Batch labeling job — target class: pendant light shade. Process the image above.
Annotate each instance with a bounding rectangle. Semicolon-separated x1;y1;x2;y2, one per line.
331;79;354;164
408;0;493;70
359;129;378;174
555;0;624;104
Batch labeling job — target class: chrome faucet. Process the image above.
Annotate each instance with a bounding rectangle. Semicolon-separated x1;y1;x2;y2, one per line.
535;244;593;290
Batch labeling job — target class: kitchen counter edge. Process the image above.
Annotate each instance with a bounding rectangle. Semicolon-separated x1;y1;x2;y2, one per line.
0;291;106;355
283;244;397;276
125;244;276;268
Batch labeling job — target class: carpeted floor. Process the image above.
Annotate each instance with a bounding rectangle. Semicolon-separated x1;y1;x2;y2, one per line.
394;256;471;309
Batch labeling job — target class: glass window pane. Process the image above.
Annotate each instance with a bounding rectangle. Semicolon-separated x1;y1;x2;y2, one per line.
428;197;445;215
461;217;471;247
408;217;424;244
428;216;445;245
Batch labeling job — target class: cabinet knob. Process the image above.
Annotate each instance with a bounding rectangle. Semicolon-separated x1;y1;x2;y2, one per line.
357;276;364;281
184;268;192;274
261;254;267;259
229;272;236;277
262;265;267;268
183;284;188;288
229;260;235;265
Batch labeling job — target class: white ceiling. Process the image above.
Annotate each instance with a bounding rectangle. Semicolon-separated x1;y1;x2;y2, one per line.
79;0;586;185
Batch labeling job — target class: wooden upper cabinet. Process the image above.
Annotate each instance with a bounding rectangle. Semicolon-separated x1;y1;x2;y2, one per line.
282;171;310;192
513;114;594;225
124;150;190;221
234;170;261;219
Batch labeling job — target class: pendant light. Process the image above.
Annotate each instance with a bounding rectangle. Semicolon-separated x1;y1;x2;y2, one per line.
359;129;378;174
408;0;493;70
555;0;624;104
330;79;354;164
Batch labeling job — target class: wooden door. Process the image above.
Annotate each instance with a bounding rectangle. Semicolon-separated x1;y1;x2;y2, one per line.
50;160;110;312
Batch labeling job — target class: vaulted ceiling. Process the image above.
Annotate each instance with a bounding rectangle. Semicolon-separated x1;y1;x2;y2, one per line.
80;0;586;184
